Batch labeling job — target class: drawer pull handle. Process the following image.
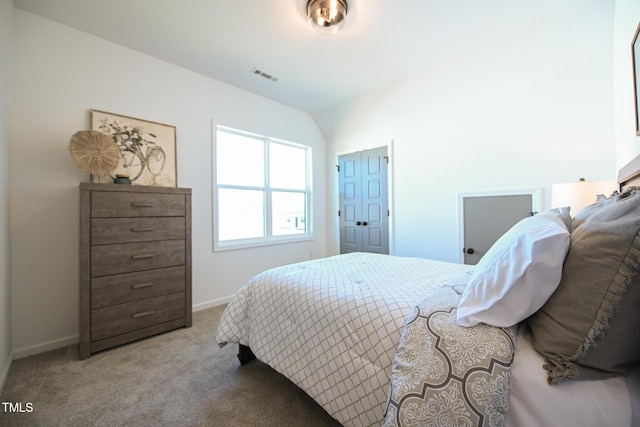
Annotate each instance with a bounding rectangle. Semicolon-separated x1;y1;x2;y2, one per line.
131;202;154;208
132;311;155;319
131;254;155;260
131;227;154;232
131;282;155;289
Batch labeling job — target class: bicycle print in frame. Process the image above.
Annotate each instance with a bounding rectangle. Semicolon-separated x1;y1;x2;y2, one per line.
90;109;177;187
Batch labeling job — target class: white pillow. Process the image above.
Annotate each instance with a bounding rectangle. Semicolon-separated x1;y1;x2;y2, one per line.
456;208;571;328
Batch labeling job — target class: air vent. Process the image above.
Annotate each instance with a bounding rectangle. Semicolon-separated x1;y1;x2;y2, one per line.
251;68;278;82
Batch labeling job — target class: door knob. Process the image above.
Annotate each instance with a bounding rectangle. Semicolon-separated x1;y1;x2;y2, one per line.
356;221;362;225
465;248;475;255
362;221;368;226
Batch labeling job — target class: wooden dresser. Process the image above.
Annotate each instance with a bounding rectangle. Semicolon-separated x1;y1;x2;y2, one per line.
79;183;192;359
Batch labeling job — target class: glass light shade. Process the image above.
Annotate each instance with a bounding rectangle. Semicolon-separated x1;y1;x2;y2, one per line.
551;179;618;217
307;0;348;35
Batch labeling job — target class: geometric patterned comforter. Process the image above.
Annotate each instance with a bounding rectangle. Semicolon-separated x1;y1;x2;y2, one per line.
216;253;515;426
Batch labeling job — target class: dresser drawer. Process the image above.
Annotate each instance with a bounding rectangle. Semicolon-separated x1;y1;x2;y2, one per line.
91;292;185;341
92;191;185;218
92;217;185;245
91;240;185;277
91;266;186;309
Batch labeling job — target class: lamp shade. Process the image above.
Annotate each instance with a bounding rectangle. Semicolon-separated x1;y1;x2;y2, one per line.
307;0;348;35
551;179;617;217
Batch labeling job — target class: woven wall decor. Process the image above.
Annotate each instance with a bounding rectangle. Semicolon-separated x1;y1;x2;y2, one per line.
68;130;120;177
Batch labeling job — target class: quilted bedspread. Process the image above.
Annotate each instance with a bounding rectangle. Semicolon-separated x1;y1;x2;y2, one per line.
216;253;516;427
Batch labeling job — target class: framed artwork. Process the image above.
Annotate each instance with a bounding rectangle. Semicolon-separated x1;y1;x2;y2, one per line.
90;109;177;187
633;21;640;137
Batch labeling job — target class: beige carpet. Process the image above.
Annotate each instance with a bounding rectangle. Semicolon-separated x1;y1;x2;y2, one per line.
0;305;342;426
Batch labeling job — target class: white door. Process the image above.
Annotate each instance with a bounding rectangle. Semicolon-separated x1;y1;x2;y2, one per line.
461;193;535;265
339;147;389;254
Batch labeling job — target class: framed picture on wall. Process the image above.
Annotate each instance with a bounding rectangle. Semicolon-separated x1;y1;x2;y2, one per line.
633;21;640;137
90;110;177;187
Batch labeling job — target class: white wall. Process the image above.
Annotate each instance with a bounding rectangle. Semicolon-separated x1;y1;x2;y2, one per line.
613;0;640;167
10;10;327;357
316;0;617;261
7;0;635;360
0;0;13;385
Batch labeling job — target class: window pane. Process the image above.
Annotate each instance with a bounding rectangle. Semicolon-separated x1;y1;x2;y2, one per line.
218;188;264;240
272;191;306;236
269;143;306;190
217;131;264;186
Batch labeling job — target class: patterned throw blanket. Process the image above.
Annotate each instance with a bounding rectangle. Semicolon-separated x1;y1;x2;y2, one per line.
384;287;518;427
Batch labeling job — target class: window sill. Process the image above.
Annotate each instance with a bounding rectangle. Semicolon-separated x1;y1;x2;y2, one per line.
213;234;315;252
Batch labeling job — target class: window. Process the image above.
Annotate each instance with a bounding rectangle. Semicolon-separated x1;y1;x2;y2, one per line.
214;126;312;250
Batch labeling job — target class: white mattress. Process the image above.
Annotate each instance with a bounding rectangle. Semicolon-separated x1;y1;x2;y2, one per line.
506;324;636;427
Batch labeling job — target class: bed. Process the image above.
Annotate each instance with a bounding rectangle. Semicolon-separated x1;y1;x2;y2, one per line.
216;155;640;427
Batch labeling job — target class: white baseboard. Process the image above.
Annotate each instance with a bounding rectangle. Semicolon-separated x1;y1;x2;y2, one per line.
10;299;233;360
12;334;78;360
192;296;232;312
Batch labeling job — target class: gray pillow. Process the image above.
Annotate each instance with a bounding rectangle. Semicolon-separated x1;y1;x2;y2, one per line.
528;191;640;384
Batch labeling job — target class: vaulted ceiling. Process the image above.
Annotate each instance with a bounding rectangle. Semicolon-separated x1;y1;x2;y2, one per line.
12;0;579;114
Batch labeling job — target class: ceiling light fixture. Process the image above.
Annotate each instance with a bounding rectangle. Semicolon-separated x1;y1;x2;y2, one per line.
306;0;348;35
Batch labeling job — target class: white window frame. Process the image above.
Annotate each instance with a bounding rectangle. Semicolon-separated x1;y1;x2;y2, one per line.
213;125;313;251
